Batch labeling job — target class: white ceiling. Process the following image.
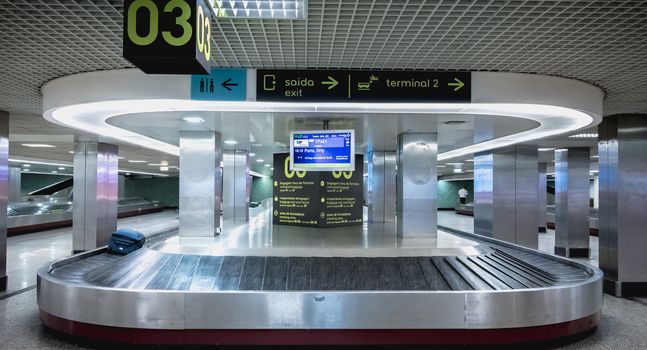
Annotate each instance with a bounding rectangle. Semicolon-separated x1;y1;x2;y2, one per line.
1;0;645;169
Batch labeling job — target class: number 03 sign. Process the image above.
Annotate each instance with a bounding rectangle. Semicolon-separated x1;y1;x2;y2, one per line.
123;0;213;74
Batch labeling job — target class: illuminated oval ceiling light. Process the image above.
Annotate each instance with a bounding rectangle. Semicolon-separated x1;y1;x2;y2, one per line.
58;167;65;170
22;169;30;172
128;160;147;163
538;147;556;151
68;151;74;154
224;140;238;145
249;153;256;157
22;164;31;167
22;143;55;148
256;159;264;163
182;116;204;123
264;164;271;167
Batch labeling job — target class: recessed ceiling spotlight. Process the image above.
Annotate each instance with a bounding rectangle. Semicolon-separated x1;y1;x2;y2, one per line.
182;116;204;123
125;172;131;176
568;133;598;138
22;164;31;167
51;170;58;174
58;167;65;170
118;156;125;159
128;160;147;163
224;140;238;145
68;151;74;154
264;164;271;167
22;169;30;172
256;159;264;163
437;165;446;168
465;159;474;162
591;155;599;159
270;167;274;170
160;167;169;171
453;168;462;173
538;147;556;151
249;152;256;157
22;143;55;148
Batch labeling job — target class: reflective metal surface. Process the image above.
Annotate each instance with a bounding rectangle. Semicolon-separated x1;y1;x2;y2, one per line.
367;151;396;223
538;163;547;231
396;133;437;238
599;115;647;295
72;138;118;252
8;166;20;203
555;147;590;257
474;145;538;248
37;225;603;330
0;111;7;290
179;131;222;237
223;150;250;221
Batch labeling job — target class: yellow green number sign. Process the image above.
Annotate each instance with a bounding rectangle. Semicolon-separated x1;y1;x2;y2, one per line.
123;0;212;74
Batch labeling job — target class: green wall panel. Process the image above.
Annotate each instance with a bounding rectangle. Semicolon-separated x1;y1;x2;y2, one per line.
21;173;71;194
437;179;474;209
124;177;179;207
251;176;273;203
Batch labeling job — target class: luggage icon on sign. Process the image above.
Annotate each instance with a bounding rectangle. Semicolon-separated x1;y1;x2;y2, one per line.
357;75;379;91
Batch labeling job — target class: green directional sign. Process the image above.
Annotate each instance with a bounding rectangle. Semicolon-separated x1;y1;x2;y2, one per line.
256;70;471;102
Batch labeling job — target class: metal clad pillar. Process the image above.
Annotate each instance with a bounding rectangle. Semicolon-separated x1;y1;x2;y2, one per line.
554;147;590;258
538;163;547;233
72;138;118;253
474;145;539;248
396;133;437;238
599;115;647;296
179;131;222;237
223;150;250;221
8;166;21;202
0;111;7;291
367;151;396;223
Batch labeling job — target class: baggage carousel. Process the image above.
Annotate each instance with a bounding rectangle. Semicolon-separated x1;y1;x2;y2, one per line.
37;223;603;346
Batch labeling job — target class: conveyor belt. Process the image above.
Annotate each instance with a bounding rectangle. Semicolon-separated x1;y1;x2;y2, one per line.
51;246;590;292
37;229;603;346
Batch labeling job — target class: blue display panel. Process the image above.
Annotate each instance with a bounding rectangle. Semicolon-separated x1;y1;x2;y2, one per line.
290;130;355;171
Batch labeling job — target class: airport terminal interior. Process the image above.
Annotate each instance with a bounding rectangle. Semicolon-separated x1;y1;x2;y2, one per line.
1;0;647;349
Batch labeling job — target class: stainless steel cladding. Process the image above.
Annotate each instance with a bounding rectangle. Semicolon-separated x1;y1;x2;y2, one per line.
554;148;590;258
72;138;118;252
223;150;250;221
396;133;437;238
179;131;222;237
538;163;548;232
8;166;20;203
474;145;539;248
0;111;7;290
599;115;647;296
367;151;396;223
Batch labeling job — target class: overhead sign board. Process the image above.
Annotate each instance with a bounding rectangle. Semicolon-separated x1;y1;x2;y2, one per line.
123;0;213;74
256;70;471;102
290;130;355;172
191;68;246;100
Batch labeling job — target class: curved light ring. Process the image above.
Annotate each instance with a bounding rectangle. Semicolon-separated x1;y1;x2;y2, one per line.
44;100;594;161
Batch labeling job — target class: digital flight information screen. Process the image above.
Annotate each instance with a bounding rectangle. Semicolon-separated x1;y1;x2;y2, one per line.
290;130;355;171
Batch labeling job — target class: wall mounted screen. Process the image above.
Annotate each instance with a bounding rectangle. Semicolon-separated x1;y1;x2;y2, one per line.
290;130;355;171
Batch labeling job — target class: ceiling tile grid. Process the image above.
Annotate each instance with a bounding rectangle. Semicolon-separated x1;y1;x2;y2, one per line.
1;0;646;121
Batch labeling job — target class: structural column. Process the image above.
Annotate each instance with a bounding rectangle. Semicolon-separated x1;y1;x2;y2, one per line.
0;112;8;291
179;131;222;237
554;147;590;258
367;151;396;223
72;137;118;253
599;115;647;296
223;150;250;221
474;145;539;248
538;163;547;233
396;133;437;238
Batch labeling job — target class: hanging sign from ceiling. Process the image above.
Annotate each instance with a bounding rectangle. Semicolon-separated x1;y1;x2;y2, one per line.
256;70;471;102
123;0;213;74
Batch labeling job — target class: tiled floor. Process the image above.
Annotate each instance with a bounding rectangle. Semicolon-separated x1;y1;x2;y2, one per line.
2;210;178;295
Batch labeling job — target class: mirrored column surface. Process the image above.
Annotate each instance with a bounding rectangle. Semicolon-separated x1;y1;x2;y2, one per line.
179;131;222;237
223;150;250;222
72;137;118;253
8;166;20;203
474;145;539;249
538;163;548;233
554;147;590;258
599;115;647;296
396;133;437;239
0;111;7;291
367;151;396;223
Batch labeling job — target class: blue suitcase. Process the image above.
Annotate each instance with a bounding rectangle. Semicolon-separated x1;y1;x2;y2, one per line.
108;228;146;254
